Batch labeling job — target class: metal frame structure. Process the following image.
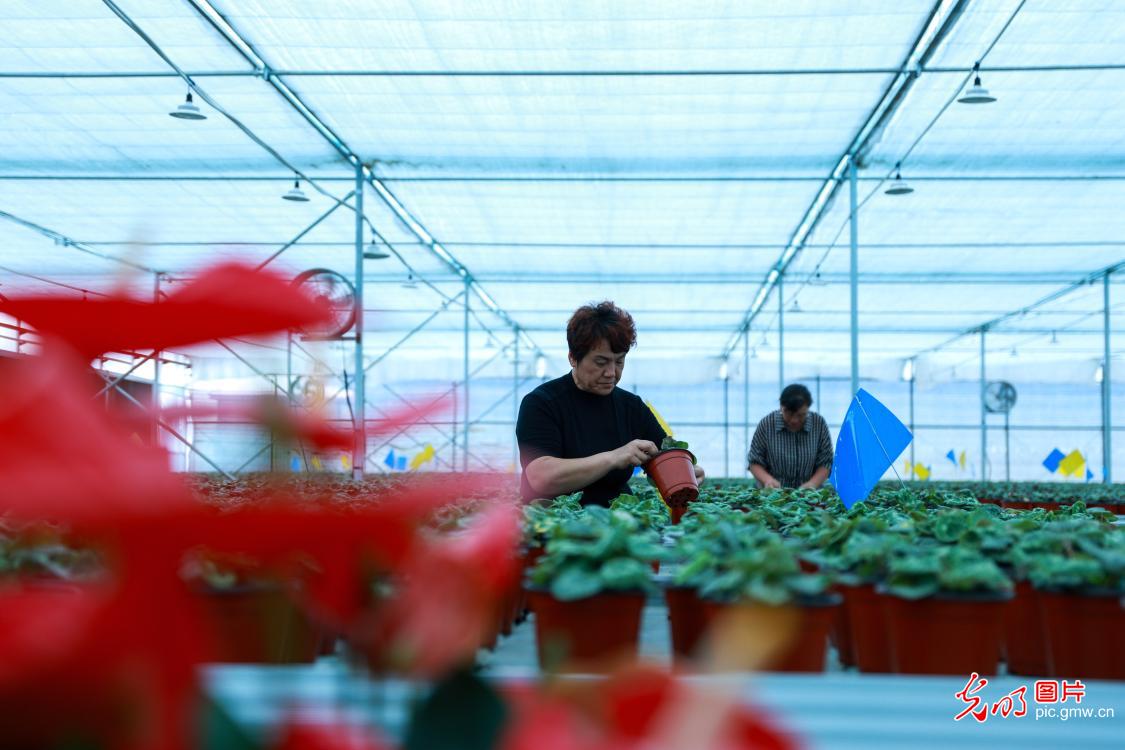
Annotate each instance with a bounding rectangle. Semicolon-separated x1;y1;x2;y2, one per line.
0;1;1120;481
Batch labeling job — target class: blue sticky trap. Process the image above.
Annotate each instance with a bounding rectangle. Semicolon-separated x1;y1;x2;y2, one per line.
289;454;301;472
632;465;641;476
1086;467;1095;482
828;389;913;509
396;456;407;471
1042;448;1065;474
946;450;957;465
384;449;396;469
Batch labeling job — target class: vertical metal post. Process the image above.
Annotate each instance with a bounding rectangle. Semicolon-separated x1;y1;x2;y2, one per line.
513;326;520;473
152;272;161;449
743;327;750;477
1104;271;1113;483
463;278;470;472
1005;412;1011;482
451;382;457;471
909;372;915;472
849;158;859;398
778;274;785;391
353;162;366;480
980;327;987;481
723;371;730;478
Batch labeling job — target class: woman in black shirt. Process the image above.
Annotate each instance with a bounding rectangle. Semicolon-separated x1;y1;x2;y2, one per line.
516;301;706;505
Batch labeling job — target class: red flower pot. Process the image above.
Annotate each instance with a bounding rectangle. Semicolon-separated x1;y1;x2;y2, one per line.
842;582;894;673
702;594;839;673
883;589;1011;675
828;584;855;667
527;589;645;671
1038;589;1125;679
1002;580;1049;676
664;586;710;662
644;449;698;518
198;583;320;664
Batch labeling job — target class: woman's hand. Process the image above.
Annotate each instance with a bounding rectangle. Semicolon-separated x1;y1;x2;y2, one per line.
609;439;659;470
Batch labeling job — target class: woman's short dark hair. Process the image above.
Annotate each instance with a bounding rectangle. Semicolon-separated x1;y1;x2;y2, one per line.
780;383;813;411
567;301;637;362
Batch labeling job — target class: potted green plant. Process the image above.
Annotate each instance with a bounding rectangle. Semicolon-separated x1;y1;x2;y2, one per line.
670;519;837;671
526;506;664;671
181;551;322;664
1024;519;1124;679
817;518;914;674
879;544;1013;675
644;437;698;523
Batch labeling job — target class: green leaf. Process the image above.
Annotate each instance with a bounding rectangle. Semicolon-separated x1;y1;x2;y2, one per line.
787;574;830;597
549;564;603;601
885;581;939;600
403;668;508;750
661;436;690;451
599;557;650;590
746;579;791;606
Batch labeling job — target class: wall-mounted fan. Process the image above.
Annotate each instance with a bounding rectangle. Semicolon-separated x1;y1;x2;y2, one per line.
984;380;1017;481
983;380;1017;414
291;268;356;339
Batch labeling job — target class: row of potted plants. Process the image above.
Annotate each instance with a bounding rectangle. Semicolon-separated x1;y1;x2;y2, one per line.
889;479;1125;510
520;483;1124;677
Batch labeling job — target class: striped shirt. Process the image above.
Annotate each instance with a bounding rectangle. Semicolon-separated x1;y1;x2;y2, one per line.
748;410;834;488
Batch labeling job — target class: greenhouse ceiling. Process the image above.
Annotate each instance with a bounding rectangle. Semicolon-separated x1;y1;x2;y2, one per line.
1;0;1123;385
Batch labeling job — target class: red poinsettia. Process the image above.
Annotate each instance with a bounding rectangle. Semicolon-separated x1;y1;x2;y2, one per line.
0;262;333;357
498;665;800;750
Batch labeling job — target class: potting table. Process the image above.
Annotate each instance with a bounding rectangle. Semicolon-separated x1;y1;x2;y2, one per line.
204;604;1125;749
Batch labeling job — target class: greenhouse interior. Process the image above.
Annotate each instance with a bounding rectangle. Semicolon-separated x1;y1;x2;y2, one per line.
0;1;1122;748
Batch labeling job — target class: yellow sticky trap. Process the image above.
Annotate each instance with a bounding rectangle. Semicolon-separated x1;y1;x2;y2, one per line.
341;453;351;470
310;455;322;471
903;459;912;477
409;443;435;471
646;401;674;437
1058;450;1085;477
958;450;966;470
914;463;931;481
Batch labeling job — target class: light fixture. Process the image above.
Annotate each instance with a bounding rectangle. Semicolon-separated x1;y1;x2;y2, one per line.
535;355;547;379
1095;363;1104;383
362;238;390;260
1010;347;1018;358
885;162;914;195
401;272;417;289
958;62;997;104
790;299;802;313
483;335;496;351
169;92;206;120
1050;330;1058;345
751;348;758;359
901;358;915;382
282;177;310;202
718;360;729;381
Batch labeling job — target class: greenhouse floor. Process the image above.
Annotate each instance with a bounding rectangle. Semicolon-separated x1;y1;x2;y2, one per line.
205;602;1125;749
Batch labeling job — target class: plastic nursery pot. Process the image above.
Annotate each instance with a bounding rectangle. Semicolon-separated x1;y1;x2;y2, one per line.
881;588;1012;676
1038;588;1125;679
702;593;840;673
1002;580;1049;676
828;583;855;668
644;449;698;520
842;582;894;673
664;586;711;663
197;583;321;664
527;588;645;672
